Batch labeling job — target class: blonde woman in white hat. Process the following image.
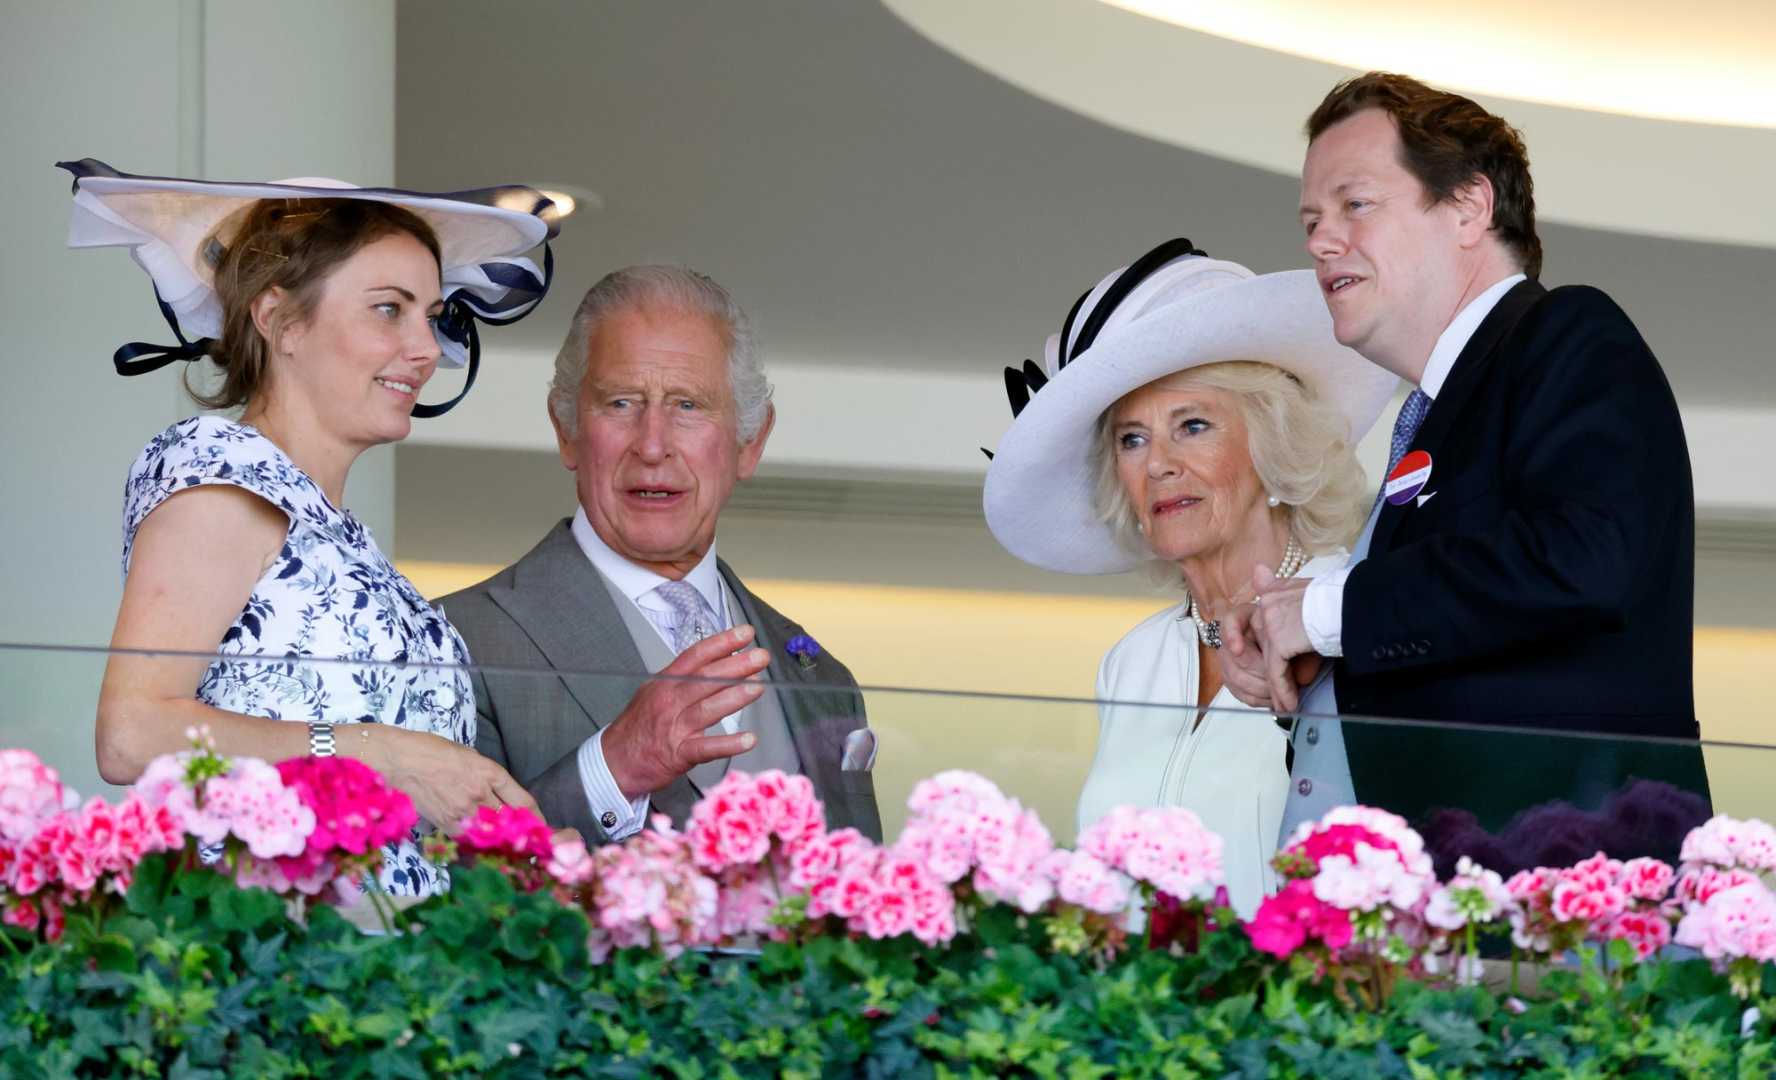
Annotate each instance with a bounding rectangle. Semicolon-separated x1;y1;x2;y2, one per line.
984;239;1396;915
67;160;559;897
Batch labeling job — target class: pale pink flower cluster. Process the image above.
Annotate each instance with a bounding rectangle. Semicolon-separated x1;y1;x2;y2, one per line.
895;770;1056;912
1077;805;1224;904
814;846;957;945
1550;853;1631;925
684;770;825;874
1;750;185;942
135;752;313;861
1667;814;1776;990
786;826;877;919
1677;865;1763;907
676;771;839;943
1675;814;1776;917
1502;853;1678;959
1041;850;1132;915
1674;880;1776;966
0;749;65;842
550;816;719;962
1680;815;1776;875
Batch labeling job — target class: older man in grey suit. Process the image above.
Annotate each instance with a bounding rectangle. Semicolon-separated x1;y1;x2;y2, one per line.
441;266;881;845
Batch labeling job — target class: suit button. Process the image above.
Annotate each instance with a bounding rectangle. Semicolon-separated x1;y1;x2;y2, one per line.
1371;646;1386;661
1296;779;1313;796
1305;725;1320;745
1414;640;1431;656
599;811;619;830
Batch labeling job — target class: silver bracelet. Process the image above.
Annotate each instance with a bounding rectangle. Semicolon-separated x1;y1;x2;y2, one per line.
308;721;337;758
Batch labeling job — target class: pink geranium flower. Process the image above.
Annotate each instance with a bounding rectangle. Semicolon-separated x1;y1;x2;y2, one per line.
0;750;64;844
1248;805;1435;962
1247;879;1352;958
271;755;416;894
455;804;555;861
684;770;828;875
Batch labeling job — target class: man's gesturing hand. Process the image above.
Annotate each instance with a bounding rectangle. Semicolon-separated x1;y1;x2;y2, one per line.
602;624;772;800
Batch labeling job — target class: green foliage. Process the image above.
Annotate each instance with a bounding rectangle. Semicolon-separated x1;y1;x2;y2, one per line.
3;863;1773;1077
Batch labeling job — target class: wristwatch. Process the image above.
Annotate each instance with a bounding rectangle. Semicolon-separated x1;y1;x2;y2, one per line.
308;721;337;758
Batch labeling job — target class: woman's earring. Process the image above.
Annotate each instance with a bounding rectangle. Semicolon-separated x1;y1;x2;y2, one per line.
1266;494;1281;508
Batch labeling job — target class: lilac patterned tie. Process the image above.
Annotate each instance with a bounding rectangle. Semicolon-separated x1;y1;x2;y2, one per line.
1373;388;1432;512
654;580;720;654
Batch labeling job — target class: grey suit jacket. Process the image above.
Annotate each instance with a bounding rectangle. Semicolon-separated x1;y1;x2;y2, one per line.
438;519;882;843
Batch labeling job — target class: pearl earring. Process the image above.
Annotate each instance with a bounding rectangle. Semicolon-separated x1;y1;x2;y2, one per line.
1266;494;1281;508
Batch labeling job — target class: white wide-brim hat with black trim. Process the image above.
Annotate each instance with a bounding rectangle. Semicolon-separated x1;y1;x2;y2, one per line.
983;239;1398;575
59;158;561;417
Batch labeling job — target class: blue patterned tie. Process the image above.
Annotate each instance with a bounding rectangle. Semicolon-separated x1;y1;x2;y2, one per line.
1373;389;1432;512
654;580;720;653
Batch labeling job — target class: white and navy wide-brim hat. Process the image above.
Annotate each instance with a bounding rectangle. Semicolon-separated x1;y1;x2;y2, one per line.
983;238;1398;575
59;158;561;417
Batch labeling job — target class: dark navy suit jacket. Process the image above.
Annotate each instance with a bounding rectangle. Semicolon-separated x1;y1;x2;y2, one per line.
1334;279;1710;871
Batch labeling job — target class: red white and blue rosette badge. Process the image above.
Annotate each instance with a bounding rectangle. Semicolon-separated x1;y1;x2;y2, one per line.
1384;450;1433;506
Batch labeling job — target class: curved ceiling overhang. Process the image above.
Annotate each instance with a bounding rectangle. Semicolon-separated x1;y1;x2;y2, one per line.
884;0;1776;249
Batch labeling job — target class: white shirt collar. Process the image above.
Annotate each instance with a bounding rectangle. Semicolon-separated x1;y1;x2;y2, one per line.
570;506;725;617
1418;273;1526;399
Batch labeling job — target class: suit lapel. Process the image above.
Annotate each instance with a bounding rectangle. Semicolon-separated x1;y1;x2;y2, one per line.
1369;279;1545;557
486;520;647;735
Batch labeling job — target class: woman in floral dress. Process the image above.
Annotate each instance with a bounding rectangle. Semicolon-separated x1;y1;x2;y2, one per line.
71;161;559;897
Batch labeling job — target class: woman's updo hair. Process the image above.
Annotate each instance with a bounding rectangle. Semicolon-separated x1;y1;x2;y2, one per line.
1089;360;1370;583
197;198;442;410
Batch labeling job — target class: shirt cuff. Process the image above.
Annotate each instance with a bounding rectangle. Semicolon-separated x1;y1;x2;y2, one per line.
577;728;651;841
1303;567;1352;658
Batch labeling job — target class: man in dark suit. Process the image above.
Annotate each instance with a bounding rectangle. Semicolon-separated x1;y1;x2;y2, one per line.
441;266;882;845
1229;73;1708;871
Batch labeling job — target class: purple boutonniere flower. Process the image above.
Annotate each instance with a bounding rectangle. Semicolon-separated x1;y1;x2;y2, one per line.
785;633;821;670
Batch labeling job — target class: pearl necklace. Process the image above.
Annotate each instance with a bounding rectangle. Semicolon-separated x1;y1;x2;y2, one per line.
1186;535;1305;649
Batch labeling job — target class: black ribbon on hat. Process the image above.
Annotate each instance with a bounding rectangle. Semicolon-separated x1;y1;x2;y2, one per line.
983;237;1208;459
114;289;216;376
412;241;553;419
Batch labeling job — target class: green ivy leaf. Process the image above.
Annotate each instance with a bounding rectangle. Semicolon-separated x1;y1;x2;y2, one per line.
210;886;285;936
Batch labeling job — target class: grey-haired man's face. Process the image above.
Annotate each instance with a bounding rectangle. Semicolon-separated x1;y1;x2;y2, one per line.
551;304;771;579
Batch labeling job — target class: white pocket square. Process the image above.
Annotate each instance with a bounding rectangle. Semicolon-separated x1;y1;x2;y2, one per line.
841;728;877;771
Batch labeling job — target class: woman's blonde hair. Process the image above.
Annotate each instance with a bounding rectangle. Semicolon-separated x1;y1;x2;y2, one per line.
1088;360;1368;583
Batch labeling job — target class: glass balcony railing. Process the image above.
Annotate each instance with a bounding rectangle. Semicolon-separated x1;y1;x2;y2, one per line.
3;641;1765;888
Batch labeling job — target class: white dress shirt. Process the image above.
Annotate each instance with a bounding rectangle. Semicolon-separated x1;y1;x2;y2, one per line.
569;507;734;840
1302;274;1526;655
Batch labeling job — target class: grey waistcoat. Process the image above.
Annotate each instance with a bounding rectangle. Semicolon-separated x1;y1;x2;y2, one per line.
1278;498;1380;841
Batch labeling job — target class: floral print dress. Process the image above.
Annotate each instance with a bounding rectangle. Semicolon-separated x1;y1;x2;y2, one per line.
122;416;473;897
